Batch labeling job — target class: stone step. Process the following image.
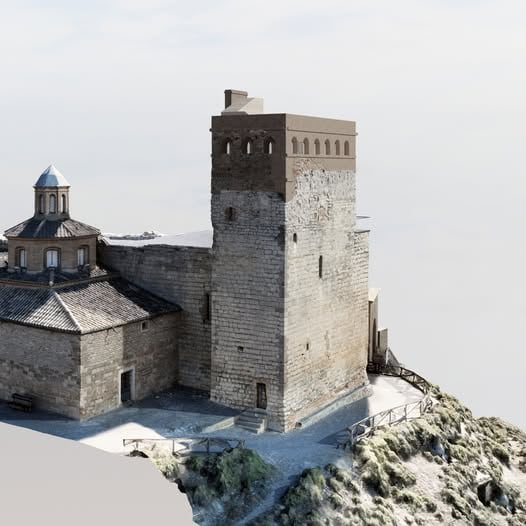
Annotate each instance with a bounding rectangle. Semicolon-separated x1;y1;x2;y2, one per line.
235;409;268;434
237;413;265;424
236;420;265;433
237;416;265;427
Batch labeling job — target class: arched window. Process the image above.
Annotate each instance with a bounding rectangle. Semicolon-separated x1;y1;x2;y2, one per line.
77;246;89;267
49;194;57;213
62;194;67;213
324;139;331;155
344;140;350;156
314;139;321;155
16;247;27;268
223;139;232;155
46;249;59;269
39;194;45;214
242;138;253;154
264;137;275;154
335;140;341;156
291;137;298;154
302;138;309;155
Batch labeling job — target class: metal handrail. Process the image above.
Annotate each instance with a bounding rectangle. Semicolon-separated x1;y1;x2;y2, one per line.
345;358;435;448
122;436;245;455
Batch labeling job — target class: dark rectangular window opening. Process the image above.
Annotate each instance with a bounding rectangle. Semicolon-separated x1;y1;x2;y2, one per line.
225;207;235;221
318;255;323;278
141;320;150;332
120;370;133;403
204;293;211;322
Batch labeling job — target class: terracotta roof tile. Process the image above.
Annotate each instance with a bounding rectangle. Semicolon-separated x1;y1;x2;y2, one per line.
0;278;180;334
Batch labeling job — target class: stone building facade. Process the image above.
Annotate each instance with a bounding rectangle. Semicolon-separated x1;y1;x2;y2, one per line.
0;167;180;419
1;91;385;430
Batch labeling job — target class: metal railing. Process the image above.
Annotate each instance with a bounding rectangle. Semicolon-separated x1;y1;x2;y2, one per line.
122;436;245;456
367;360;432;395
344;396;433;448
344;356;435;448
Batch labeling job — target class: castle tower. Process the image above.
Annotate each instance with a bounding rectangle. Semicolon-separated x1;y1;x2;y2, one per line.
4;165;99;273
210;90;370;431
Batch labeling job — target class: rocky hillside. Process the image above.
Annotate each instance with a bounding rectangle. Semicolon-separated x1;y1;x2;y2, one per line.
253;387;526;525
145;385;526;525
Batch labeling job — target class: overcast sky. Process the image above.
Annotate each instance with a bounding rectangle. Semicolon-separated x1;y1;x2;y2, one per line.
1;1;525;429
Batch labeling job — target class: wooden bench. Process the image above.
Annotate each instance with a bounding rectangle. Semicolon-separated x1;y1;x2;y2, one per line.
8;393;33;412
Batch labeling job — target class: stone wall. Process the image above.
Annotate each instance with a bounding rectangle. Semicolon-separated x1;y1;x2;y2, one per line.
282;170;369;429
98;244;212;391
80;314;178;418
0;322;81;417
210;191;286;431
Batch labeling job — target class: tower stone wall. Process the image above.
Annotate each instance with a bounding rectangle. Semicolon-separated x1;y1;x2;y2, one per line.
210;191;286;430
209;95;369;431
282;169;369;429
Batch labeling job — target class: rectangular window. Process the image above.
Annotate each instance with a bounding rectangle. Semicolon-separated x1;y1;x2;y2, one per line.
17;248;27;268
205;293;211;322
77;247;88;266
46;249;59;268
318;255;323;278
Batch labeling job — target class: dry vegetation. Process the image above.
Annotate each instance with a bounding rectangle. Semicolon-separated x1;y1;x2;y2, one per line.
252;387;526;525
140;443;276;525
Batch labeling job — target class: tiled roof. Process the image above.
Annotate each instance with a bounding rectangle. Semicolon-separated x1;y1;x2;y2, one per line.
34;165;70;187
4;217;100;239
0;278;180;334
0;266;109;286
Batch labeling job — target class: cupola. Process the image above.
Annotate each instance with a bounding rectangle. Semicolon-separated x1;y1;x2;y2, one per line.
34;165;71;219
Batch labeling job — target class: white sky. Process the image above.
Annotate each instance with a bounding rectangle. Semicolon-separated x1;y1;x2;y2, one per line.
1;1;525;428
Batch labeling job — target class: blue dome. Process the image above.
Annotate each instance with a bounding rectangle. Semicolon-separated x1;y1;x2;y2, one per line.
34;165;70;188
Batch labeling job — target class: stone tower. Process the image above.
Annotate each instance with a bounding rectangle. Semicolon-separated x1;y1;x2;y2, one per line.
210;90;370;432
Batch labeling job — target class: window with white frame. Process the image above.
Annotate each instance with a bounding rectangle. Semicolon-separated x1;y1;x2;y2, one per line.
46;249;59;269
16;248;27;268
77;246;88;266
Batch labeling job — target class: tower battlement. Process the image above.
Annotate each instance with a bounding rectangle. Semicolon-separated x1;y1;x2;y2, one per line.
211;90;356;200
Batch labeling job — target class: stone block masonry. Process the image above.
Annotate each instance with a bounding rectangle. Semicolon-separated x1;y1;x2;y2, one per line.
210;170;370;432
0;322;81;418
210;191;286;431
80;315;178;418
283;169;369;429
99;244;212;392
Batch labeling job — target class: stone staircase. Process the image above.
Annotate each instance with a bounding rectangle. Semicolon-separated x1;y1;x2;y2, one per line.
235;408;268;434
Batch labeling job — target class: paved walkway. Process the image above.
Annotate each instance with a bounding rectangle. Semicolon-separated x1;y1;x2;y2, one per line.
0;374;422;524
